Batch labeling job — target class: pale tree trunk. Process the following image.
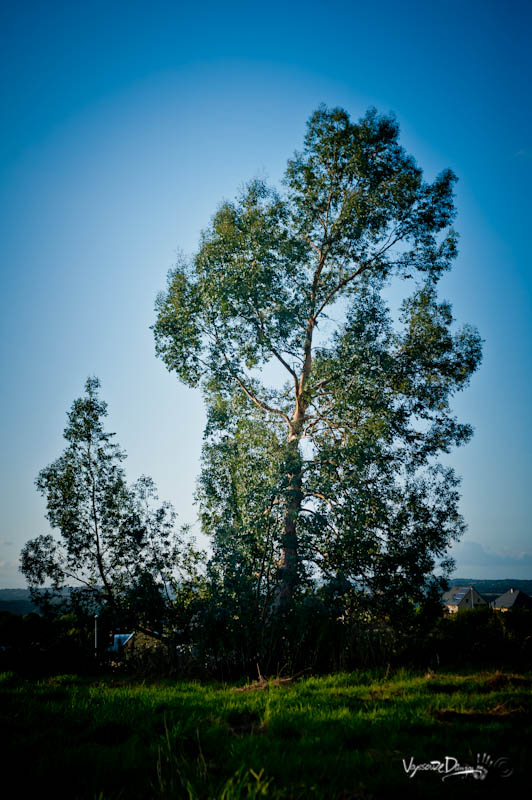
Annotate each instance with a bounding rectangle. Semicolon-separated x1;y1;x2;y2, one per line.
273;317;314;612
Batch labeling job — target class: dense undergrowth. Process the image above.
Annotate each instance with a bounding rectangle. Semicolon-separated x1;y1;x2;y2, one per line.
3;605;532;680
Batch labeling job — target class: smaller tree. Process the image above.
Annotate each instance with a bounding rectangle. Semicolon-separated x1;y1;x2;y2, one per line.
20;377;197;636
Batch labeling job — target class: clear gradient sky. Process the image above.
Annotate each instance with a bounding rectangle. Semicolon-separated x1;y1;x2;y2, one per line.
1;0;531;586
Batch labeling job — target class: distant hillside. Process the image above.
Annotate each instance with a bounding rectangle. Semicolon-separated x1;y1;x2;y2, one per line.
0;588;77;615
0;589;39;615
2;581;532;616
450;579;532;600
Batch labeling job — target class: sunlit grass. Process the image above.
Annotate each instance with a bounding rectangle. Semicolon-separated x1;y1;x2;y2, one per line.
2;668;530;797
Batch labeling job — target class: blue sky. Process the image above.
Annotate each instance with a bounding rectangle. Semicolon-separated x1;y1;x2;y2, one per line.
1;0;531;586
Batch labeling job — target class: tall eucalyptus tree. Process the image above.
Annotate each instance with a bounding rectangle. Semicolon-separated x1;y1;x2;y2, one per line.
153;106;482;616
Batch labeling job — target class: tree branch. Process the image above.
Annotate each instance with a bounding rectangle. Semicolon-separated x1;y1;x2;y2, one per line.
313;232;405;322
304;491;339;510
250;300;300;392
233;373;291;422
210;328;291;423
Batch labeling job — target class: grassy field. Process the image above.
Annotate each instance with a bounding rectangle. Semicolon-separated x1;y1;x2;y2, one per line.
1;667;531;798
